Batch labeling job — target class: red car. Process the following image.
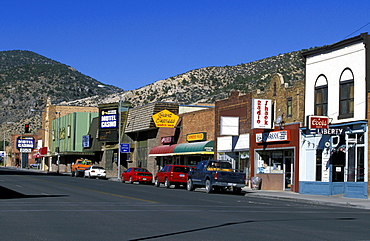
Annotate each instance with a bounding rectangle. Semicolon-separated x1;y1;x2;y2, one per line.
121;167;153;184
154;164;190;188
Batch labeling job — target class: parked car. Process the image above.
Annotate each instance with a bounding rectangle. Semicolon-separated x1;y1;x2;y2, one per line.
121;167;153;184
84;166;107;179
29;163;39;169
154;164;190;188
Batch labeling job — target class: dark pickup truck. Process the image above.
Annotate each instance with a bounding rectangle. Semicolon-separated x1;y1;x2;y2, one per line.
187;160;246;194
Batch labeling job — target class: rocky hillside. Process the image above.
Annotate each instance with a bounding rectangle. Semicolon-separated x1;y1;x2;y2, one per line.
65;51;305;107
0;50;121;137
0;49;307;143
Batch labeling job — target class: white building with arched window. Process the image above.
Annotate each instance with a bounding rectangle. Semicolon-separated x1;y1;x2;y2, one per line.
300;33;370;199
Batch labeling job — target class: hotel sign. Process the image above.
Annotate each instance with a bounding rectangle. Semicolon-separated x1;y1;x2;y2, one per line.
100;108;118;129
252;99;272;129
152;109;179;128
256;130;290;143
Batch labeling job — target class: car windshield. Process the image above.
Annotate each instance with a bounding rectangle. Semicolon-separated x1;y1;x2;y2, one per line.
173;166;190;173
134;168;149;172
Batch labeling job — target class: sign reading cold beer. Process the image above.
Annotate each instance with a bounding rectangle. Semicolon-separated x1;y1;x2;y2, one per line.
252;99;272;129
152;109;179;128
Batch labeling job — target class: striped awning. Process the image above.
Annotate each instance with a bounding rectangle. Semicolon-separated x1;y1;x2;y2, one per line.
149;144;178;156
149;141;214;157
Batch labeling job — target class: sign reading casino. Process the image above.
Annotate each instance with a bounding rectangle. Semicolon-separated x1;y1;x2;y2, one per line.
100;108;118;129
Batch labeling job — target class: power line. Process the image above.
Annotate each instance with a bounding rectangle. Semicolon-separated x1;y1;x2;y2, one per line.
343;21;370;40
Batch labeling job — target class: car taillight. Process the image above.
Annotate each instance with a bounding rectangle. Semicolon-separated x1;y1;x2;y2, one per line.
214;172;218;180
91;170;95;172
104;171;106;173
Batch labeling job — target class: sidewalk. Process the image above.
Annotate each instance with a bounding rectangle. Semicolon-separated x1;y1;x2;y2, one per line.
243;187;370;210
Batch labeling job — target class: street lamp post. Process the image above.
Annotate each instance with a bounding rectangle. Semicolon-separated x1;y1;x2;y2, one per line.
98;85;122;180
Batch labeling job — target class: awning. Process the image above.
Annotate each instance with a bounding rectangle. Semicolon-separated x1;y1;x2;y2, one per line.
149;144;178;157
173;141;214;155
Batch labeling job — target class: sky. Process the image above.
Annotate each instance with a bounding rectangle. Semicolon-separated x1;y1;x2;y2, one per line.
1;1;370;91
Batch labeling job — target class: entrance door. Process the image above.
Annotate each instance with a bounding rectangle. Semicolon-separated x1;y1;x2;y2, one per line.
284;150;294;190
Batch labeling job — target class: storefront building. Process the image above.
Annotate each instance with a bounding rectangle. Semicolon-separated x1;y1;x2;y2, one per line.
97;102;132;177
250;74;305;192
149;105;215;172
51;111;98;172
215;91;252;176
125;102;180;174
300;33;369;198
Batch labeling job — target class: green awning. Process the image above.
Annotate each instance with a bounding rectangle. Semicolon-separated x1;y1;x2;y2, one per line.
173;141;214;155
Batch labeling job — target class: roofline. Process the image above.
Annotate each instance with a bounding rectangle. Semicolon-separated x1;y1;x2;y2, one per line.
301;32;369;59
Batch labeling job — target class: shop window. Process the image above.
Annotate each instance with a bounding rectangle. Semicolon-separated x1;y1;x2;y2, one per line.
314;75;328;116
339;68;354;119
346;133;365;182
286;97;292;117
257;151;283;174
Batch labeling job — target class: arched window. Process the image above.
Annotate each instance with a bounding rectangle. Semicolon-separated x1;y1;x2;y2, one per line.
339;68;354;119
314;75;328;116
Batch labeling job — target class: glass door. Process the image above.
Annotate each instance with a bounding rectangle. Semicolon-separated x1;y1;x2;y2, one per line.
284;150;294;190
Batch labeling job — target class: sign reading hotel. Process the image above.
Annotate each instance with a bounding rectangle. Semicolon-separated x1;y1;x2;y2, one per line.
100;108;118;129
152;109;179;128
307;116;329;129
252;99;272;129
186;132;207;142
17;136;35;152
256;130;290;143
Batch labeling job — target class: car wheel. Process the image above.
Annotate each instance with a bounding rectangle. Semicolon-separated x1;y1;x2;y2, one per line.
129;176;133;184
164;178;170;188
205;179;212;193
187;179;194;191
154;178;160;187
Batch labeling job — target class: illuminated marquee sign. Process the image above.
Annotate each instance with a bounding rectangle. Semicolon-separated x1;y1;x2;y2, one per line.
100;108;118;129
16;137;35;149
256;130;290;143
252;99;272;129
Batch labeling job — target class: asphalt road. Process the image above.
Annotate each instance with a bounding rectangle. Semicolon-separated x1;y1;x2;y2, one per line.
0;167;369;241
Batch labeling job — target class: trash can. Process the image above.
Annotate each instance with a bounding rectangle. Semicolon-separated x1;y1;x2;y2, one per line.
251;177;262;190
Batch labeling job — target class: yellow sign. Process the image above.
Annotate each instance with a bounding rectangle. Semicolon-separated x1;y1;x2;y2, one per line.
152;109;179;128
186;132;206;142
